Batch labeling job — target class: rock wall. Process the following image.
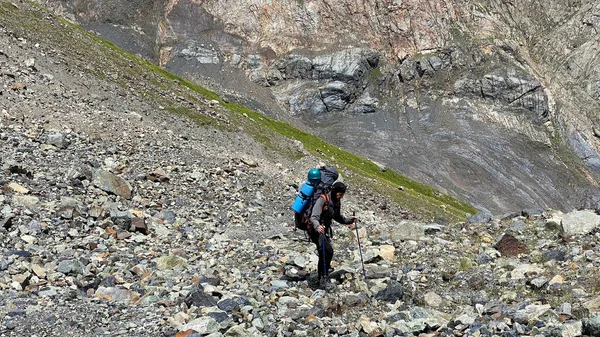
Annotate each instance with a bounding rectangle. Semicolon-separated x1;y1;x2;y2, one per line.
35;0;600;213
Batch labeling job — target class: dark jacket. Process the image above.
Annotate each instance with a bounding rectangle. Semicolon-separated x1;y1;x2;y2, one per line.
309;192;353;232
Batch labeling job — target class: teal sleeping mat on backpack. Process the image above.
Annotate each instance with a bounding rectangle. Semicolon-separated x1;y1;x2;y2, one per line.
291;182;316;214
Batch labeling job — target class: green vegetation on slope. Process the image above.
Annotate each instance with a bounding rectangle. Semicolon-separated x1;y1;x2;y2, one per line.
7;0;477;222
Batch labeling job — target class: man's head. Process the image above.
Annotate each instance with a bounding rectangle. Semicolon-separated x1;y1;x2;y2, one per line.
331;182;347;200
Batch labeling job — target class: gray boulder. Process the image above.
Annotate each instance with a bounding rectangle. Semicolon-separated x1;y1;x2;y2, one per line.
561;210;600;236
584;312;600;336
92;169;133;199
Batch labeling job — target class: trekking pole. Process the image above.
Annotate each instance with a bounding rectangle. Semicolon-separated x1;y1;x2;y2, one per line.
322;233;328;292
353;211;366;278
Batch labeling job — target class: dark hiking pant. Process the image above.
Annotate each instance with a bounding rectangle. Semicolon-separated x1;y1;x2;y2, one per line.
310;230;333;278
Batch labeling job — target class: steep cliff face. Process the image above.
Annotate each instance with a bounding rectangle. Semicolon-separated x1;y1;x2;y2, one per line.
36;0;600;213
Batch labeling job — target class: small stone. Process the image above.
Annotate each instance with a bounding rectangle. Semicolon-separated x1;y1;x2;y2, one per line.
95;286;137;303
32;264;46;278
46;133;70;149
12;273;31;289
175;330;198;337
11;195;40;210
92;169;133;199
38;288;58;297
389;221;423;240
146;168;170;182
8;182;29;194
20;235;36;244
179;317;219;335
423;291;443;307
560;320;582;337
511;264;544;279
89;205;105;218
57;259;85;275
204;313;227;327
453;306;478;325
224;325;253;337
129;217;148;234
116;231;131;240
292;255;306;268
270;280;288;291
58;205;75;219
218;298;239;312
184;288;217;308
375;280;403;303
378;245;395;261
2;216;14;229
7;309;26;317
544;250;566;262
155;255;187;271
549;274;564;286
529;277;548;289
557;302;572;315
157;209;176;224
25;58;35;68
111;210;132;229
584;312;600;335
359;315;378;334
241;158;258;167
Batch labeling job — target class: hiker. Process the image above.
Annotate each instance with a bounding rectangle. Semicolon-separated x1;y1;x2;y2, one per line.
309;181;357;288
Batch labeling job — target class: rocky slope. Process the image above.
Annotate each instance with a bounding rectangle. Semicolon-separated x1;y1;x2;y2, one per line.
5;1;600;337
33;0;600;214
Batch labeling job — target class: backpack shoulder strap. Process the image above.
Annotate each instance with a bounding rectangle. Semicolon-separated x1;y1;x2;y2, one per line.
320;194;329;211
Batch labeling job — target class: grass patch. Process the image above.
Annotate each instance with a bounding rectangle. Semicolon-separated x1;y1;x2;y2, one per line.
0;2;17;11
459;257;473;271
166;106;215;126
370;66;383;78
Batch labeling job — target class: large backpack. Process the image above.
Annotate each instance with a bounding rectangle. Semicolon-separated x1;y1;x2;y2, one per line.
293;166;339;232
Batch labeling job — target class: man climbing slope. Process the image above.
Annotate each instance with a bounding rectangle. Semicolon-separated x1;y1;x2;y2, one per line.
309;181;357;290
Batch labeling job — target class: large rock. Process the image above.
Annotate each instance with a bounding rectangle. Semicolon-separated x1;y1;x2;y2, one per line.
511;264;544;279
45;133;70;149
184;288;217;308
225;325;253;337
584;312;600;336
561;210;600;236
57;259;85;275
389;221;424;241
467;211;493;224
559;321;583;337
513;304;554;324
92;169;133;199
8;182;29;194
178;317;219;335
95;287;139;303
494;233;528;257
392;307;452;335
375;280;403;303
11;195;40;210
155;255;187;271
378;245;395;261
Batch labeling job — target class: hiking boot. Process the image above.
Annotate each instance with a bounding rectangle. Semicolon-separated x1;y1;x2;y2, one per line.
308;275;321;289
319;278;335;291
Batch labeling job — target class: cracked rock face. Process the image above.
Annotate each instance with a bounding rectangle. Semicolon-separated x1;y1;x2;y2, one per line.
5;2;600;336
35;0;600;213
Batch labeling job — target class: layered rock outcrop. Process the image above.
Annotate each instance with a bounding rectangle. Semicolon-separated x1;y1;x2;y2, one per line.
36;0;600;213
